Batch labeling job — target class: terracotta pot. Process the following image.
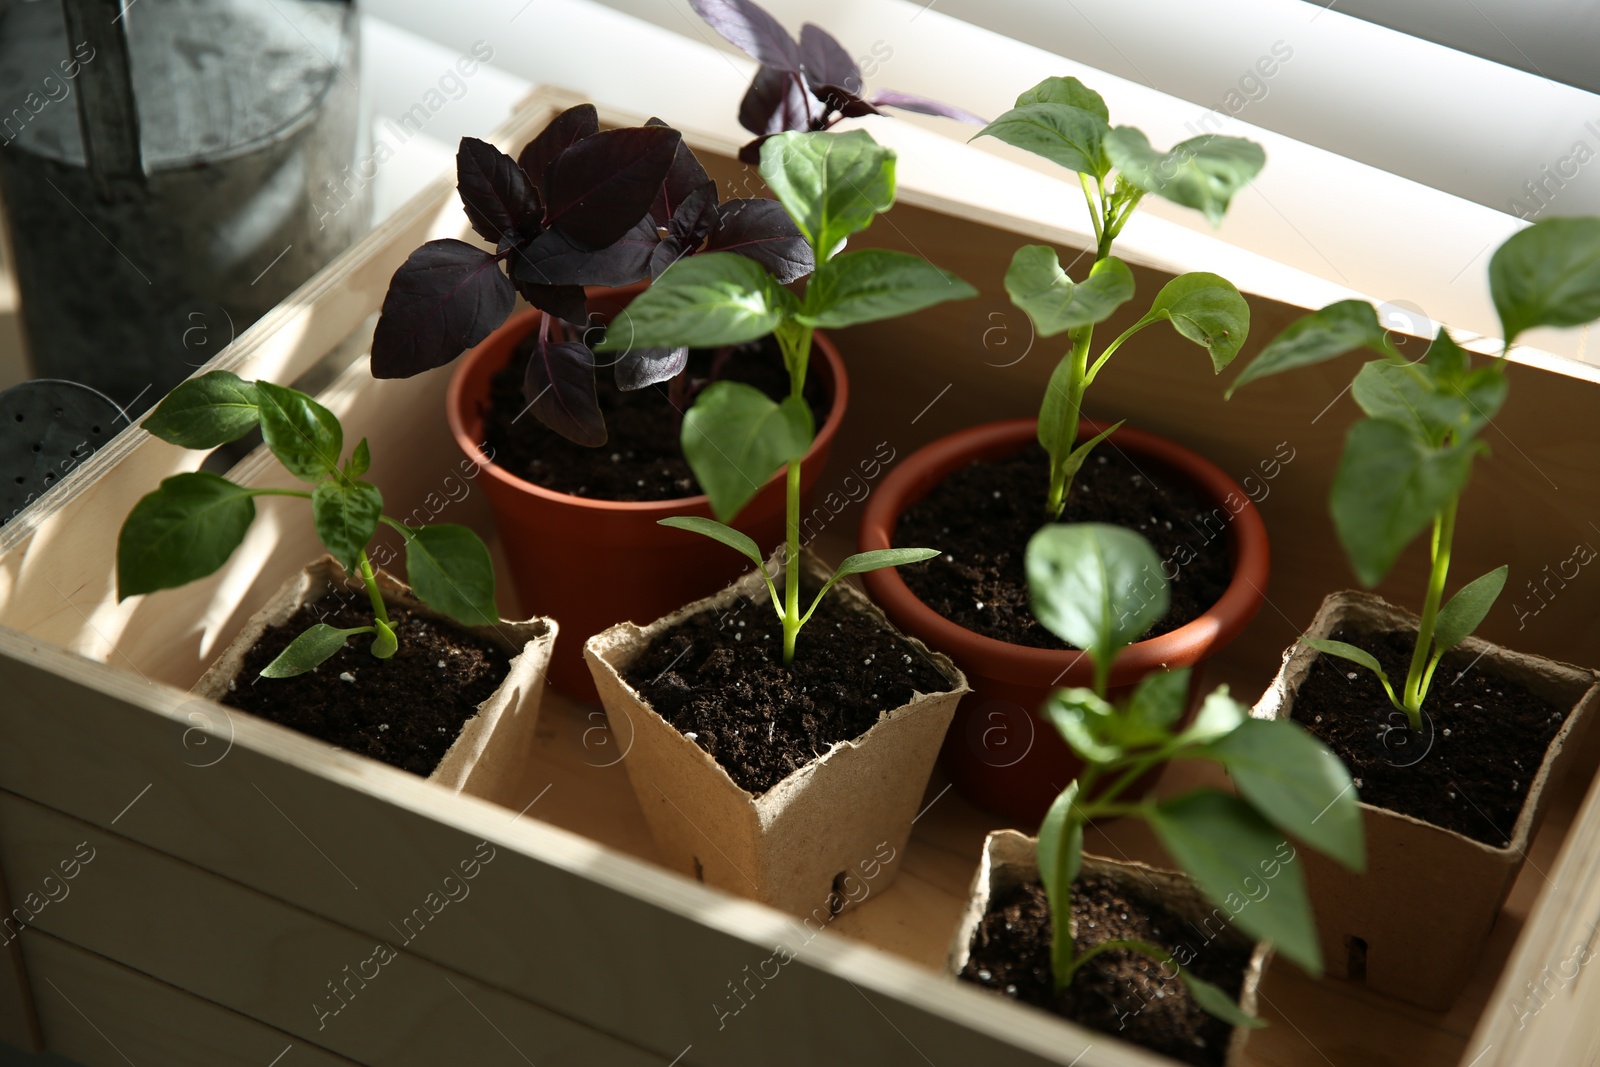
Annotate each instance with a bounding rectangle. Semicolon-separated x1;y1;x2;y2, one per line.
583;549;967;917
194;557;557;806
859;418;1270;824
1254;590;1600;1010
949;829;1269;1066
448;287;848;701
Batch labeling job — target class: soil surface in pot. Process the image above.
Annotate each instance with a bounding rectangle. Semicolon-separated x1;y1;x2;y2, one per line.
482;334;831;501
1291;626;1564;847
622;575;953;794
223;594;511;777
961;876;1248;1067
893;446;1231;649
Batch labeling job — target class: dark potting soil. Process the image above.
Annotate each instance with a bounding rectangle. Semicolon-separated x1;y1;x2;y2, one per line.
1291;625;1565;847
222;595;512;777
621;575;954;795
961;877;1249;1067
892;445;1233;649
481;334;830;501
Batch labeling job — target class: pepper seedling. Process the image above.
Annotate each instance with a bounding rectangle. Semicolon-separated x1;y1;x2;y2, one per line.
689;0;985;163
1026;523;1364;1023
595;129;977;663
118;372;500;677
368;104;814;447
1228;216;1600;730
976;77;1264;517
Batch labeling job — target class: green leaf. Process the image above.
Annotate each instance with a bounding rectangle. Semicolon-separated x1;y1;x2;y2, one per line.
255;381;343;483
402;524;499;627
347;438;371;479
260;623;372;678
759;129;895;259
798;249;976;329
1106;129;1264;225
1005;248;1135;338
311;479;383;576
1136;272;1250;371
1016;76;1109;121
117;472;257;599
1042;688;1122;763
1301;638;1388;683
142;371;260;449
681;382;814;522
1489;216;1600;345
1147;790;1322;973
974;101;1111;176
1025;523;1168;667
1350;336;1507;446
1178;685;1247;745
371;618;398;659
1331;419;1477;587
1179;969;1265;1029
1054;419;1124;482
828;548;940;580
1226;300;1383;397
1119;668;1188;745
595;253;796;351
1433;565;1509;653
1037;780;1084;986
658;516;765;569
1207;718;1365;871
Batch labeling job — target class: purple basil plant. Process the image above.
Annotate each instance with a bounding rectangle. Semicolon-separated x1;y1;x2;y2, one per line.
369;104;813;446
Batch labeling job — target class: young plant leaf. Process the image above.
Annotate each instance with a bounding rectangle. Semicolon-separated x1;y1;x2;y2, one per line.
347;438;371;479
117;472;256;599
1300;638;1399;707
514;279;590;327
798;248;976;328
1331;419;1477;587
706;198;816;283
658;516;766;569
613;346;690;392
255;382;342;482
1207;718;1365;871
402;523;500;628
1025;523;1168;666
1135;272;1250;371
1015;76;1108;120
543;126;682;250
1037;780;1083;982
517;103;599;195
523;337;607;447
596;252;797;351
1106;129;1264;225
259;623;372;678
867;88;987;125
370;239;517;378
1489;216;1600;345
680;381;814;522
739;64;823;137
1119;668;1188;744
805;548;941;614
1432;565;1509;653
511;222;656;288
1042;687;1122;763
1147;790;1322;973
798;23;858;90
1178;686;1247;745
689;0;800;69
974;101;1110;177
1005;248;1135;337
371;618;399;659
311;479;383;576
142;371;260;449
648;121;715;226
457;137;541;244
1226;300;1384;397
1178;970;1265;1030
759;129;895;260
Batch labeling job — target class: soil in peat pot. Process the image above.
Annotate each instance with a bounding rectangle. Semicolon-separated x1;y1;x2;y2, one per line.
893;446;1232;649
1291;626;1564;847
481;333;831;501
622;575;954;795
223;594;511;777
961;877;1250;1067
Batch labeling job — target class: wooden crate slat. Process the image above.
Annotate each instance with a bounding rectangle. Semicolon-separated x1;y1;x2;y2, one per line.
0;838;44;1052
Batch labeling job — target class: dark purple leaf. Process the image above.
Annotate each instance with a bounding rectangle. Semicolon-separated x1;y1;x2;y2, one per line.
371;239;516;379
706;198;814;283
514;277;589;326
799;24;859;93
668;181;720;247
511;220;657;288
646;119;714;227
868;88;988;125
739;64;823;137
524;337;606;446
649;234;689;279
544;126;682;251
613;346;689;391
813;83;885;119
518;104;599;199
688;0;799;70
457;137;541;244
737;136;771;166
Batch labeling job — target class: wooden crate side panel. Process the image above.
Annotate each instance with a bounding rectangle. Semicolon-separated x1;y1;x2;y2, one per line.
0;635;1147;1067
0;840;43;1052
21;930;360;1067
0;791;667;1067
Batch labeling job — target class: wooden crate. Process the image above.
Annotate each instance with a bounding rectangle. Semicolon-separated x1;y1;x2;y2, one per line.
3;87;1599;1067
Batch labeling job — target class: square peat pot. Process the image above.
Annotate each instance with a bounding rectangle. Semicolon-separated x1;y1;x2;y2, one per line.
948;829;1270;1067
583;550;968;917
1254;590;1600;1010
193;557;557;806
